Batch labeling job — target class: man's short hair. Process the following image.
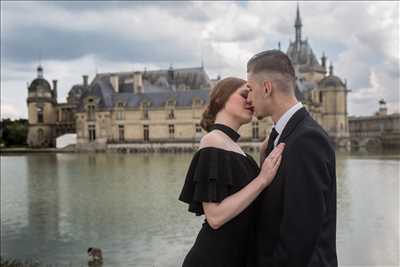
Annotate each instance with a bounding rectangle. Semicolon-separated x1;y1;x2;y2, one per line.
247;50;295;79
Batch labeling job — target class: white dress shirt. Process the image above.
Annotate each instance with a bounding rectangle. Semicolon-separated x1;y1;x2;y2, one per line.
273;102;304;147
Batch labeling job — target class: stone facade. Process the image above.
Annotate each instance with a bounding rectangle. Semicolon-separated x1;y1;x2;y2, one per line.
26;5;349;149
349;100;400;149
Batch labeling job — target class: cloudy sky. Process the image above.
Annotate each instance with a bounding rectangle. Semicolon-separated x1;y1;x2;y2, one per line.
1;1;399;119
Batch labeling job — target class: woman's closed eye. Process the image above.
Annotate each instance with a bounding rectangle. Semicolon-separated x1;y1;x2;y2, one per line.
240;91;249;99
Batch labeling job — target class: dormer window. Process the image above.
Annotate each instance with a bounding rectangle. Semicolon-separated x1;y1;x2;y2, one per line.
192;98;203;107
167;99;176;106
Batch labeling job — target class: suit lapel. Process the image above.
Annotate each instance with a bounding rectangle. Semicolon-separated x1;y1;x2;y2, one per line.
276;107;308;144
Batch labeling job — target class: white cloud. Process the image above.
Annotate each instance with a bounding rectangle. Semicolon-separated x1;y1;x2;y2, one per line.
0;102;21;120
1;1;399;118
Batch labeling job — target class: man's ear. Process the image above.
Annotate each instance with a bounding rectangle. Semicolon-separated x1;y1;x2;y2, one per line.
263;80;273;97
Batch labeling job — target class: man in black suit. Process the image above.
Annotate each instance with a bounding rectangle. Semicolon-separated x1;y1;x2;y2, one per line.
246;50;338;267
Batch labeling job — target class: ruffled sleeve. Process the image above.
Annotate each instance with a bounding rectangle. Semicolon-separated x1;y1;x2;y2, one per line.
178;147;238;216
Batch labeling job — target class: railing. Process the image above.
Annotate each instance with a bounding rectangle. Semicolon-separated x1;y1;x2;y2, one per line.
107;138;200;144
107;137;262;144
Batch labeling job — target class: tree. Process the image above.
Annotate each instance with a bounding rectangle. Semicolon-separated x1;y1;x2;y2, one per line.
0;119;28;147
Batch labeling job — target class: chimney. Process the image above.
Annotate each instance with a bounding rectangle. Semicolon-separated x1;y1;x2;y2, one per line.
133;71;143;94
110;74;119;92
321;52;327;70
329;62;334;76
83;75;89;87
52;80;58;100
168;64;174;83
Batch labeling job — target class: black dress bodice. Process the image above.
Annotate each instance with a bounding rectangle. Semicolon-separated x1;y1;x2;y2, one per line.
179;124;260;267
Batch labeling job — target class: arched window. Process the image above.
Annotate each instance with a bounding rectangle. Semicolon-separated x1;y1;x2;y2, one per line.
37;106;44;123
252;121;259;140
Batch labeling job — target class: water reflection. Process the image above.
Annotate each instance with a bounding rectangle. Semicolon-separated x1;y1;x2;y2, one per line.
1;151;399;266
336;154;353;252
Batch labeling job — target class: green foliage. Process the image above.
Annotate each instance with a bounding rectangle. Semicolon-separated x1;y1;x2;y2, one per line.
0;257;40;267
0;119;28;147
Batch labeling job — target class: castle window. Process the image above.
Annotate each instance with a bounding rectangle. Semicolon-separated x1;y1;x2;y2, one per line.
88;124;96;142
192;98;202;106
37;107;44;123
143;125;149;142
118;125;125;142
169;124;175;139
142;102;150;120
195;123;202;133
37;128;44;142
87;104;95;121
116;110;124;120
319;91;323;103
168;109;175;119
167;99;176;106
252;121;259;140
143;108;149;120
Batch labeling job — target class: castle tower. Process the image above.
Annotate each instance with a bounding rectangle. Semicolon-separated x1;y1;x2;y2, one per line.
286;3;326;83
318;63;350;144
295;2;302;49
377;99;388;116
27;65;58;147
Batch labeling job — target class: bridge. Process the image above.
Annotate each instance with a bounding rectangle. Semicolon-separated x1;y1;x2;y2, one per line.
349;113;400;150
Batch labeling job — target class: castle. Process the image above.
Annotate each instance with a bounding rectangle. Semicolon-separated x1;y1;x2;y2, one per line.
26;5;350;149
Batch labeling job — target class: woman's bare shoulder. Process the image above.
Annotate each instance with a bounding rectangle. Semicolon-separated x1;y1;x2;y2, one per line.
199;131;228;150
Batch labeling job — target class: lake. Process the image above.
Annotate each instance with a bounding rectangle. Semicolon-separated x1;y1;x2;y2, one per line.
1;150;399;266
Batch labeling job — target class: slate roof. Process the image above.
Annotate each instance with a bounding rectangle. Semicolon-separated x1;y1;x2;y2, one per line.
28;78;52;92
287;40;326;74
112;89;209;108
319;75;346;89
73;66;211;112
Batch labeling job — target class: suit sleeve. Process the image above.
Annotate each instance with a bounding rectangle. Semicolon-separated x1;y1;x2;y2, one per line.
271;130;334;266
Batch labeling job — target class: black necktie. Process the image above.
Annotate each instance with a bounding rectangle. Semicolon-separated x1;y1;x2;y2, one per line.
265;127;279;158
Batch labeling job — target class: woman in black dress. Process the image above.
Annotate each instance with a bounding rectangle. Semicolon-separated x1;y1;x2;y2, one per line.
179;77;284;266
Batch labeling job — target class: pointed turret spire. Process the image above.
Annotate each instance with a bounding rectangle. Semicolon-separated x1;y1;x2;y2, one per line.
329;62;334;76
295;2;302;45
